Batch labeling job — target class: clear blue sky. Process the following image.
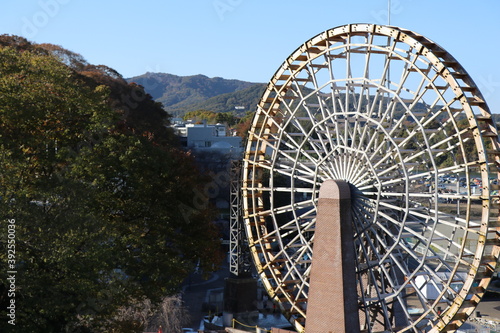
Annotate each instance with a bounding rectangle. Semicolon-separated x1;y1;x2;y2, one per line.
1;0;499;112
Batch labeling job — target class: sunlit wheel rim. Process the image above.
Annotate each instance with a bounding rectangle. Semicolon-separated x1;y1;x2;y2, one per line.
242;24;500;332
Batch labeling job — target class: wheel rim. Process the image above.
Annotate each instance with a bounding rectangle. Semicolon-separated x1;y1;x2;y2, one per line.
242;24;500;332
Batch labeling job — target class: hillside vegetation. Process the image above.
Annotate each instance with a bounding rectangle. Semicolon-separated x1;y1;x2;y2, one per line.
127;72;265;117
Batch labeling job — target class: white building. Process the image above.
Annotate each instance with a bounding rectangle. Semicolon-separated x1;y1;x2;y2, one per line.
172;120;242;159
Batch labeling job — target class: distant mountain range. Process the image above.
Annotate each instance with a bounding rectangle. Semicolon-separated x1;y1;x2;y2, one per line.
127;72;266;117
128;73;500;125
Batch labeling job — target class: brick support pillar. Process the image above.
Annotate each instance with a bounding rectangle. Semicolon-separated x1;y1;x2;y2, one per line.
306;180;360;333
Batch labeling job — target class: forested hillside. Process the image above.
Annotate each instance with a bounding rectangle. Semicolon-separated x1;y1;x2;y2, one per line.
185;83;266;116
127;72;265;117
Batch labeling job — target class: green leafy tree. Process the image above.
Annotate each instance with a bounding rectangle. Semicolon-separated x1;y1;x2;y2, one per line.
183;110;217;123
235;111;255;139
0;41;221;332
215;112;238;126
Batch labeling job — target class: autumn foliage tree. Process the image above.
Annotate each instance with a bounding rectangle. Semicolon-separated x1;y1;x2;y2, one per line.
0;36;222;332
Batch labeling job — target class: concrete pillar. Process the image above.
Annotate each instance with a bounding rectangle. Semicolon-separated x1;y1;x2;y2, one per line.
306;180;360;333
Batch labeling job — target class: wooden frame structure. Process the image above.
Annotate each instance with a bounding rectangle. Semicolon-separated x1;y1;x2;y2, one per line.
241;23;500;332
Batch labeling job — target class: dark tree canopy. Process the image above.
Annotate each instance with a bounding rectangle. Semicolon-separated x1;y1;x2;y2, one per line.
0;36;222;332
